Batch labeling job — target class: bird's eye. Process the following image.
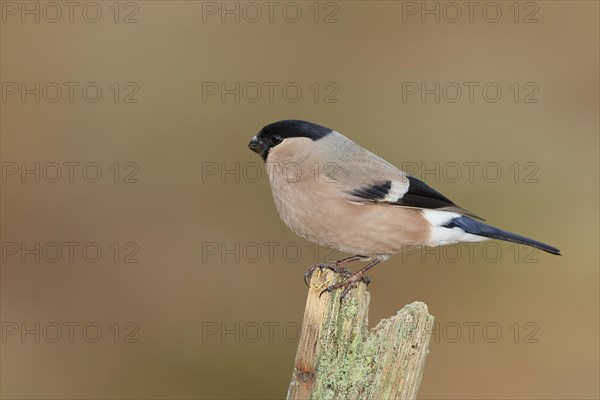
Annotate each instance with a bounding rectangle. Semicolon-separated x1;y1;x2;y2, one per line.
270;134;283;146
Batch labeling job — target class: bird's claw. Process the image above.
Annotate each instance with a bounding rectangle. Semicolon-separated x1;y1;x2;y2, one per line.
319;273;371;302
303;262;352;287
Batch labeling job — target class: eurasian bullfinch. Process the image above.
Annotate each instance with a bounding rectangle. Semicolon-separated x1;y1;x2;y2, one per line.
248;120;560;299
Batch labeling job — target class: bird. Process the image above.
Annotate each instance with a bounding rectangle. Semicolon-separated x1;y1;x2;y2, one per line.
248;119;560;299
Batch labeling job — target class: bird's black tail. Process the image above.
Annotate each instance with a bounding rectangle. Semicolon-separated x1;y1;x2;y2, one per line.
445;216;561;255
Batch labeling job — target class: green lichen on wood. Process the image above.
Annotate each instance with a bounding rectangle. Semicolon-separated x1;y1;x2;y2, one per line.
312;295;373;399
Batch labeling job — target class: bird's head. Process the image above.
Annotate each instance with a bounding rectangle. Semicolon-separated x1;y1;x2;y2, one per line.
248;120;332;162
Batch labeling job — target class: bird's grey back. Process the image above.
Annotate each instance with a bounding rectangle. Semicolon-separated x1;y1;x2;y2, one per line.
315;131;410;189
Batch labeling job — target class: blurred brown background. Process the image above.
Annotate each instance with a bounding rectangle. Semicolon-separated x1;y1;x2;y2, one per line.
1;1;598;399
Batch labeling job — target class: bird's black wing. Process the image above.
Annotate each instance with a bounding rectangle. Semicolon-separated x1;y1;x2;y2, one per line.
347;176;484;220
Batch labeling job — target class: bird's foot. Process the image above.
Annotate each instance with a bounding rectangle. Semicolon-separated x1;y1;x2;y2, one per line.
319;272;370;302
304;262;352;287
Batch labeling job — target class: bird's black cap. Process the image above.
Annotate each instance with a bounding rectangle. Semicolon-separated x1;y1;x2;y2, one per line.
258;120;333;142
249;120;333;161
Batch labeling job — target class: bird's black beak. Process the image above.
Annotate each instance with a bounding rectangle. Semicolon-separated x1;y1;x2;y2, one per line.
248;135;268;159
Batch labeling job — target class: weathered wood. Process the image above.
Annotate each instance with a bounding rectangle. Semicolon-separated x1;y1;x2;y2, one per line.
287;269;434;400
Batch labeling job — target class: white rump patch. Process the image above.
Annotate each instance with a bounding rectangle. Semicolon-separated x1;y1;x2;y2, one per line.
422;209;488;246
422;209;460;226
